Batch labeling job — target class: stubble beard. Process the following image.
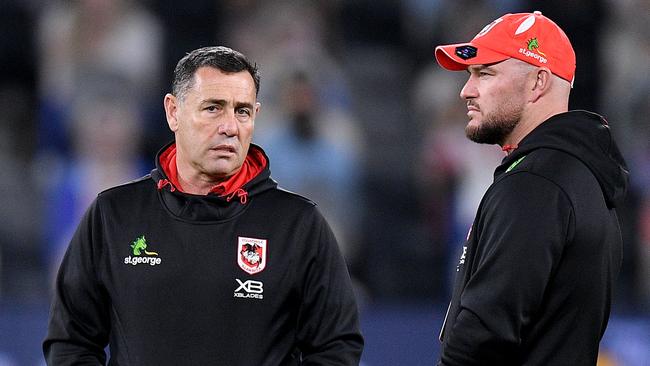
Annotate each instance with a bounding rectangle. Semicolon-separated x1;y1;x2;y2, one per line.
465;102;523;146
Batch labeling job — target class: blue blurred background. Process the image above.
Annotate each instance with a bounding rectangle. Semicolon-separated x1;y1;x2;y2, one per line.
1;0;649;365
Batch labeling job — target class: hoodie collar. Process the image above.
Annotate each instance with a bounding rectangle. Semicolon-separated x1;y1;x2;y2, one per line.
157;142;267;203
497;110;629;208
151;142;277;222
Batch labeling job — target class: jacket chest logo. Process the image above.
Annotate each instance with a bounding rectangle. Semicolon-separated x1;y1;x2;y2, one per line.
237;237;267;275
124;235;162;266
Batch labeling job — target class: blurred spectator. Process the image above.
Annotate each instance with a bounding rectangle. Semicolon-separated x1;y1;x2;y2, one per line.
335;0;431;300
41;75;148;284
257;71;364;262
37;0;162;158
222;1;351;136
35;0;162;284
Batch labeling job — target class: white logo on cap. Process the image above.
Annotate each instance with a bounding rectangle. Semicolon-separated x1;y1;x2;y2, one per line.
515;15;536;35
475;18;503;38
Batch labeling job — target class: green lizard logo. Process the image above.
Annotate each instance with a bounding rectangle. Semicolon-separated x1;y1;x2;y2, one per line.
526;38;546;56
131;235;158;256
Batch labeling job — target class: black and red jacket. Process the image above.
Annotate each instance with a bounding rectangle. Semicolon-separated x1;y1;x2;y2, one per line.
44;142;363;365
439;111;629;365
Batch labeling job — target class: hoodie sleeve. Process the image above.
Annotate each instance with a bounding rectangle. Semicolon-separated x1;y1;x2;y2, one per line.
295;208;364;365
43;199;110;365
440;172;572;365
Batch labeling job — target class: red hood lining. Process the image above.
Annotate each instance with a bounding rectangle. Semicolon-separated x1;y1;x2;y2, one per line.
158;143;267;201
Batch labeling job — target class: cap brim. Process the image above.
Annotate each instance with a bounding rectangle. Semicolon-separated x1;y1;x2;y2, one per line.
435;43;510;71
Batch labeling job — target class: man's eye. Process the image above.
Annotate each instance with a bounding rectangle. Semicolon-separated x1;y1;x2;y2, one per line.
237;108;251;116
205;105;220;112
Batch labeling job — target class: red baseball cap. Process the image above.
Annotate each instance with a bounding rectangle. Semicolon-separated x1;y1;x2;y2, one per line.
435;11;576;86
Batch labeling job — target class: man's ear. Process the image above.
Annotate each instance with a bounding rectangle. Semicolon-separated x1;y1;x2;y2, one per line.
254;102;261;116
164;93;179;132
530;67;552;102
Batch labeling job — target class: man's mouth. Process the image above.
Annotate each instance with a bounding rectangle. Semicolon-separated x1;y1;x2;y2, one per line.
212;144;236;153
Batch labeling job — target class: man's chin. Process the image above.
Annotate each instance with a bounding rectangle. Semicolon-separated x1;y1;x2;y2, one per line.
204;164;238;181
465;125;501;145
465;124;482;143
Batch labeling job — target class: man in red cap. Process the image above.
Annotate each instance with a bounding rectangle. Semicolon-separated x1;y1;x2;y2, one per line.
434;11;629;365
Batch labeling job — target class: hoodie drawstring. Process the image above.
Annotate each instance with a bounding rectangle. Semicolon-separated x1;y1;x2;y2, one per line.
157;179;176;192
502;144;518;155
226;188;248;204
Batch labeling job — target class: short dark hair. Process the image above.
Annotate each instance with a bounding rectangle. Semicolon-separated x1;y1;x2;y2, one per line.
172;46;260;100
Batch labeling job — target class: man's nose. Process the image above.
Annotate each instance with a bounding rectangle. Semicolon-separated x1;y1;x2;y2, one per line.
459;78;477;100
217;110;239;136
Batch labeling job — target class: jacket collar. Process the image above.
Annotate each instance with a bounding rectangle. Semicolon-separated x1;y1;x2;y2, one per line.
151;142;277;221
496;111;628;208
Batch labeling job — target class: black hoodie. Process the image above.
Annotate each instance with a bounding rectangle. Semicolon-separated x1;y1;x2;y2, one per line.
439;111;629;365
44;143;363;365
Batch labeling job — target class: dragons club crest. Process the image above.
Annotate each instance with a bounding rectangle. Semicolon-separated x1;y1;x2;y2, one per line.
237;237;267;275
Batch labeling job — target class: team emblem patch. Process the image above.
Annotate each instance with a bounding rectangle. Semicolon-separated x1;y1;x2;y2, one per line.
237;237;267;275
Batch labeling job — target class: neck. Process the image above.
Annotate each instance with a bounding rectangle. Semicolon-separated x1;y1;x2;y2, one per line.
173;149;231;195
160;143;266;196
503;101;568;149
176;169;233;195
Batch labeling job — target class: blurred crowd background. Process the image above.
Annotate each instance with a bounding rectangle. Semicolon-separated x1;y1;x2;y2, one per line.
1;0;649;364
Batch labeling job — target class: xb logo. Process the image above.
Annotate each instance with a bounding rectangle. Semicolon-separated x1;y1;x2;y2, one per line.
234;279;264;299
235;279;263;293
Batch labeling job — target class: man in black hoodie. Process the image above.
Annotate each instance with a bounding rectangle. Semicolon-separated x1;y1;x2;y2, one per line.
433;11;628;365
43;46;363;365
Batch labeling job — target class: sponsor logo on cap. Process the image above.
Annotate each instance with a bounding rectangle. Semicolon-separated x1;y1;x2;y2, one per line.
519;38;548;64
455;45;478;60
